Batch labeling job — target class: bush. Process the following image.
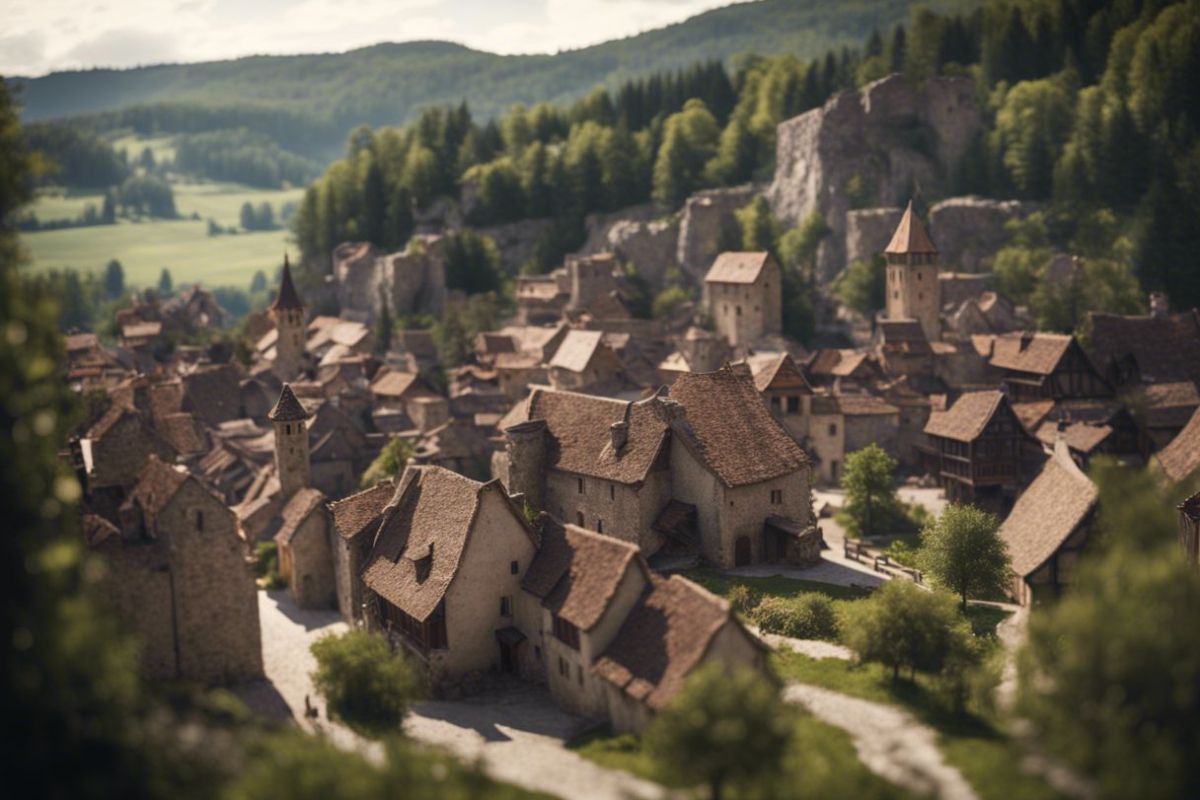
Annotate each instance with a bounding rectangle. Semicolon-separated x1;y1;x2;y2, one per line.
753;593;839;641
253;541;284;589
310;630;424;736
727;584;760;616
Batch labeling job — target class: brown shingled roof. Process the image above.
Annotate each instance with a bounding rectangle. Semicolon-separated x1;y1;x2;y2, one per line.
275;488;327;546
988;332;1073;376
884;201;938;255
329;479;395;540
523;518;643;631
268;384;310;422
751;353;813;394
704;252;774;285
1157;407;1200;484
669;366;809;487
548;330;605;373
924;391;1003;442
269;255;304;312
1000;445;1097;577
126;455;192;531
1087;310;1200;385
593;575;755;710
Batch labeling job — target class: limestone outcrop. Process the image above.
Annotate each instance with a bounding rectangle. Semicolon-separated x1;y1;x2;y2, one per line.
677;184;761;283
768;74;982;282
928;196;1030;272
334;236;447;324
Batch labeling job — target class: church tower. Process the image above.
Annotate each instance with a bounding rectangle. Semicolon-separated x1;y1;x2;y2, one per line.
884;200;942;342
269;384;311;501
269;254;306;380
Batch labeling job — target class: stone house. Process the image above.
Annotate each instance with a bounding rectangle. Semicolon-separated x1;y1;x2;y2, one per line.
976;332;1111;403
274;487;334;609
999;440;1098;606
496;366;817;568
703;252;782;347
547;330;625;393
329;479;395;623
804;349;885;390
921;390;1042;514
362;466;540;686
79;404;175;493
86;456;262;683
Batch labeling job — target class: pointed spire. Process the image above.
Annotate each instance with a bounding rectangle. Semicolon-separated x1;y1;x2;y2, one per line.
884;200;938;255
268;383;310;422
269;252;305;312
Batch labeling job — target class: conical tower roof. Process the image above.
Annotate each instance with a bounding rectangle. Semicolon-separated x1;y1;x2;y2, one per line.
269;254;304;312
268;384;310;422
885;200;938;255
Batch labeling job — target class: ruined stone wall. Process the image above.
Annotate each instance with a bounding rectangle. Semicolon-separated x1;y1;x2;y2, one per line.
845;207;904;267
677;185;761;283
928;197;1030;272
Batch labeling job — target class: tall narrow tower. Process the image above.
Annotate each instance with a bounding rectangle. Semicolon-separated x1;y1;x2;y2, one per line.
884;200;942;342
269;254;306;380
269;384;311;501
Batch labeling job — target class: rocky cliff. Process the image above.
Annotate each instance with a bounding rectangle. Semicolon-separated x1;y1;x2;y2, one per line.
928;196;1030;273
768;73;982;282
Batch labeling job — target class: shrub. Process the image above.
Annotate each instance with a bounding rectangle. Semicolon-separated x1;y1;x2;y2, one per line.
754;593;839;641
310;630;424;736
253;541;284;589
727;584;759;616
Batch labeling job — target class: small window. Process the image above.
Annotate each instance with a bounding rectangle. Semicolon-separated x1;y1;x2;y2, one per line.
787;397;800;414
195;510;204;531
578;664;584;686
893;291;899;299
771;396;781;411
609;484;615;501
596;519;603;533
577;477;584;494
500;596;512;617
829;423;837;436
535;645;542;661
770;490;782;505
558;656;569;677
285;423;291;435
736;305;742;316
917;272;922;281
510;560;519;575
576;511;585;527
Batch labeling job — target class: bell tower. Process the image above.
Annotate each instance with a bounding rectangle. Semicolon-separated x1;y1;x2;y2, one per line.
269;254;306;380
884;200;941;342
269;383;311;501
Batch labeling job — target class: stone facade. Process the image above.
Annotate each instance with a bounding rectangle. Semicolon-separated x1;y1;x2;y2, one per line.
704;253;783;347
676;185;760;282
768;74;982;281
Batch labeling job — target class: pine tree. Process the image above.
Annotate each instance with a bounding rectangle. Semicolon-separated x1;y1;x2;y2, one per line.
100;189;116;224
103;259;124;299
157;268;173;296
362;158;386;246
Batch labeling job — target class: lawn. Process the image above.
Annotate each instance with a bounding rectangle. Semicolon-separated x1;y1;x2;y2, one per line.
110;133;178;164
28;188;106;222
570;716;903;799
683;567;873;602
20;182;304;288
772;651;1063;800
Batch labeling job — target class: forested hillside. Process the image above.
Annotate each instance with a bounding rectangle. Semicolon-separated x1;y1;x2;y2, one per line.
10;0;971;159
291;0;1200;324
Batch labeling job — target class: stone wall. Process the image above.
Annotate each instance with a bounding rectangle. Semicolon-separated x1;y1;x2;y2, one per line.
845;207;904;267
287;509;335;609
580;205;680;289
929;197;1030;272
475;218;556;275
677;185;761;283
768;74;982;282
333;236;447;324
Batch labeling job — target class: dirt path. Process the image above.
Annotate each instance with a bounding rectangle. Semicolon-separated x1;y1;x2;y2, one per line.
785;683;979;800
247;590;668;800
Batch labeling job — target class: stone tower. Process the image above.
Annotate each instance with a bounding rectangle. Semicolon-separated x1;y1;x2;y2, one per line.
884;200;942;343
269;384;311;501
269;254;306;380
503;419;547;512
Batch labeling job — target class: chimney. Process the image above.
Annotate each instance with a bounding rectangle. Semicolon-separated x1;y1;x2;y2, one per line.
609;420;629;453
1149;292;1169;318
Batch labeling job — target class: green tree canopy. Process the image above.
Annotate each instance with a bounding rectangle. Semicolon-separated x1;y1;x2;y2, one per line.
921;504;1011;609
840;444;903;538
103;258;125;299
310;629;425;737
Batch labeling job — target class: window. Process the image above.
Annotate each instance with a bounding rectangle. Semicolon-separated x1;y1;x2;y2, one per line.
831;460;840;479
576;511;585;527
577;665;584;686
535;645;542;661
609;484;615;501
828;423;838;436
500;596;512;617
787;396;800;415
577;477;584;494
596;519;603;533
918;293;923;301
770;489;782;505
195;510;204;531
285;423;291;435
736;305;742;316
553;615;580;650
558;656;569;677
771;396;781;411
381;600;447;652
510;560;519;575
894;291;900;299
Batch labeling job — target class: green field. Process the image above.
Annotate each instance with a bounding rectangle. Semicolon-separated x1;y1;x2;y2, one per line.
21;181;304;288
110;133;177;164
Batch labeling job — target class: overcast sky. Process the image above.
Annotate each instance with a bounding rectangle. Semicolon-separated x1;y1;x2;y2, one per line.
2;0;737;77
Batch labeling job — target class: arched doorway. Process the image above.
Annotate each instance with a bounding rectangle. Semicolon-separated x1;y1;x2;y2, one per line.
735;536;752;567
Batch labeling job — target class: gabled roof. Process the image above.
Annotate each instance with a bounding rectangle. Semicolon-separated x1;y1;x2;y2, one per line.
268;384;310;422
275;488;327;546
1000;444;1097;577
369;369;423;398
269;255;304;312
1138;381;1200;429
1087;309;1200;384
751;352;813;394
329;479;395;541
924;390;1004;442
987;332;1074;376
549;330;606;373
518;388;670;485
669;366;809;487
884;200;938;255
1157;407;1200;484
836;394;901;417
704;252;774;284
126;455;193;531
594;574;755;711
362;466;528;622
522;518;643;632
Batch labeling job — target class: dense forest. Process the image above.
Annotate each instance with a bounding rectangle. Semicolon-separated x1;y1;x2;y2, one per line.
291;0;1200;323
173;129;320;188
11;1;971;159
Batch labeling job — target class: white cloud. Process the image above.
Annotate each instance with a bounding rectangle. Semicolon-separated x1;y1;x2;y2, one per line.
5;0;733;76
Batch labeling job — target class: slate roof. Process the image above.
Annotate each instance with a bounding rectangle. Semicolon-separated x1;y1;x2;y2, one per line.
181;364;242;426
1139;381;1200;429
1087;310;1200;384
594;575;755;711
522;518;643;631
704;252;773;284
884;201;938;255
329;479;396;540
519;388;670;485
269;256;304;312
1000;445;1097;577
549;330;605;373
987;332;1073;376
369;369;422;398
126;455;192;532
274;488;327;546
157;412;207;455
268;384;310;422
668;366;809;487
1035;421;1112;454
1157;407;1200;484
924;391;1003;442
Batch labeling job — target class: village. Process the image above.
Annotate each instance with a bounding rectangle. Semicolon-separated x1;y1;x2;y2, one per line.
60;168;1200;797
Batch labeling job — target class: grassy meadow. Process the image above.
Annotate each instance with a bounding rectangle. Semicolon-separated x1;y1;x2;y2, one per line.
22;181;304;289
